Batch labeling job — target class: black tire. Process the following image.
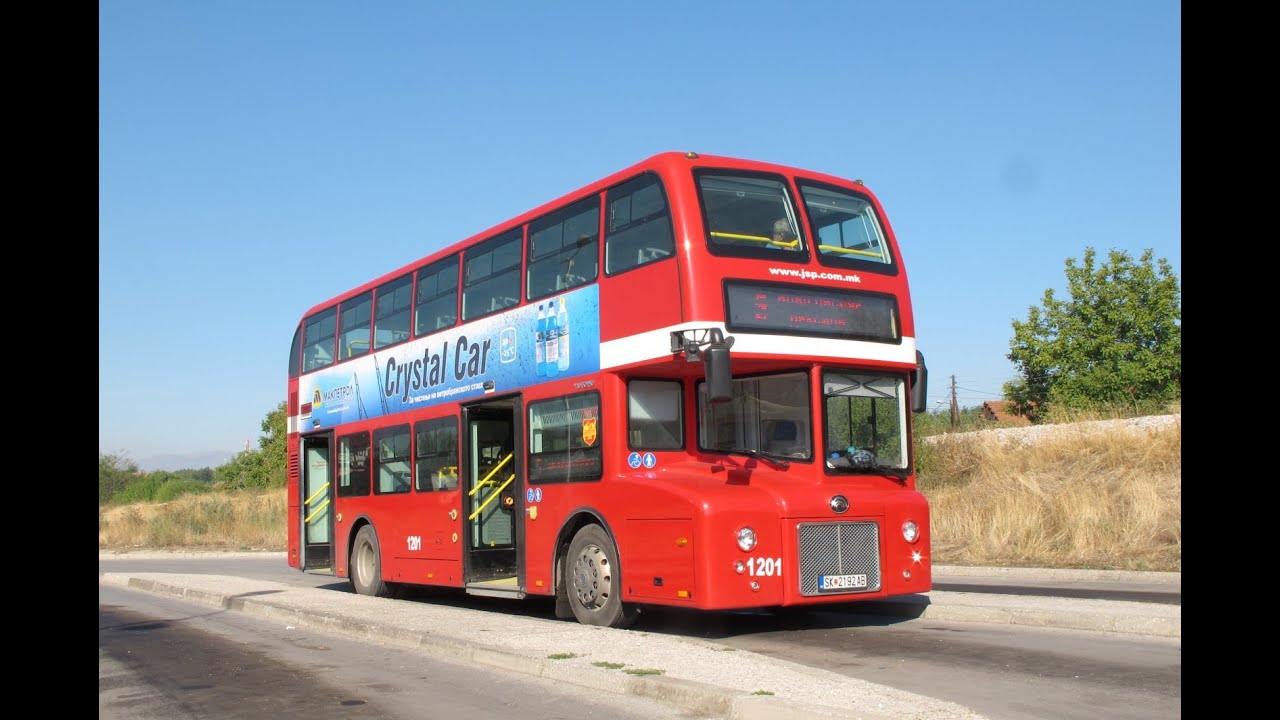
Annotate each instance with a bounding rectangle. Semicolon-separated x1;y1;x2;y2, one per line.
565;524;638;628
350;525;392;597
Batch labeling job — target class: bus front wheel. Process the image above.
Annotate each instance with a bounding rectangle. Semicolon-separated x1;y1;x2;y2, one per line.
350;525;392;598
565;524;638;628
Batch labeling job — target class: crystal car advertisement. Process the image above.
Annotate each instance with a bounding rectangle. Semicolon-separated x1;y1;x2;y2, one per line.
299;286;600;430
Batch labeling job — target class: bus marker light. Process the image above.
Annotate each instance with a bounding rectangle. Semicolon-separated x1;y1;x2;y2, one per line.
685;151;699;159
676;537;688;547
677;590;690;598
734;561;746;574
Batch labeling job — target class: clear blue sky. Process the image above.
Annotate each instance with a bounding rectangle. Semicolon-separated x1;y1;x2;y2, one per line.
99;1;1181;470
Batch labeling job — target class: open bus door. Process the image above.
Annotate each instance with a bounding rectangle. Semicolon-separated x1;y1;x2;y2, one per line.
462;398;525;598
300;432;335;572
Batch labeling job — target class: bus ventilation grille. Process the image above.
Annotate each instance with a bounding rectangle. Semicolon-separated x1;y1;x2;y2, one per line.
797;521;882;596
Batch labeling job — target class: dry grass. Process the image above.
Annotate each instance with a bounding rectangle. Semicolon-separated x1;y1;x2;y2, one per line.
99;421;1181;572
919;421;1180;571
98;490;287;551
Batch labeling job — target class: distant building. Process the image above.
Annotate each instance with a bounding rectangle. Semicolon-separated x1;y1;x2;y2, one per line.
981;400;1032;425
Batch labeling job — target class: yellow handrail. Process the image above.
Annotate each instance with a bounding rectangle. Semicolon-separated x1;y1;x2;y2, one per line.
305;482;330;506
818;244;885;259
468;474;515;521
305;497;331;523
468;453;513;496
709;231;800;249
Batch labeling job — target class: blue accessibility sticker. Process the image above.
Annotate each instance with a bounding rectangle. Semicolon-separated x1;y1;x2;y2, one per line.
628;452;642;469
642;452;657;469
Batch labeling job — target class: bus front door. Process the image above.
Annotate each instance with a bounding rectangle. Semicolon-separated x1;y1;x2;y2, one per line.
300;433;335;572
462;399;523;597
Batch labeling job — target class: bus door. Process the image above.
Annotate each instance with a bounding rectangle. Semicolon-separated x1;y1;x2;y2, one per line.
462;398;524;596
300;432;335;572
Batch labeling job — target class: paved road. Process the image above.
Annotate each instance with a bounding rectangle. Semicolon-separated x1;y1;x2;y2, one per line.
99;554;1179;719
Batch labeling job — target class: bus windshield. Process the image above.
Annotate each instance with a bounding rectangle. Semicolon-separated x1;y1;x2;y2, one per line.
823;370;909;473
698;372;812;461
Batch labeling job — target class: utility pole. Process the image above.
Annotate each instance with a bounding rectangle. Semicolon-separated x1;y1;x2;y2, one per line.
949;375;959;430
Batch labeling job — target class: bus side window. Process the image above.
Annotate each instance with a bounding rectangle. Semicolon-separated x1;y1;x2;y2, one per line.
415;417;459;492
463;230;521;321
528;197;599;301
627;380;682;449
303;306;337;371
416;256;459;337
606;173;674;276
374;425;412;495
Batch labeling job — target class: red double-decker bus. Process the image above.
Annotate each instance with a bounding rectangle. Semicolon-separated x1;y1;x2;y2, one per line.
286;151;930;627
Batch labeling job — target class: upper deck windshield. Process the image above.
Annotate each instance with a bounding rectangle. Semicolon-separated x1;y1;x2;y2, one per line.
697;172;809;260
695;168;897;274
696;369;910;474
799;181;895;272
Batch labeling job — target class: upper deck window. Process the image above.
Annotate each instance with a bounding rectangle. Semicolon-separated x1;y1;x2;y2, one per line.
606;173;674;275
799;181;898;275
416;256;459;335
374;274;413;350
338;291;373;360
528;196;599;301
463;231;521;322
696;171;808;260
303;306;337;372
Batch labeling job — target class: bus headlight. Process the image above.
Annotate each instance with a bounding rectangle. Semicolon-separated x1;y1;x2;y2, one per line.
902;520;920;544
736;527;757;552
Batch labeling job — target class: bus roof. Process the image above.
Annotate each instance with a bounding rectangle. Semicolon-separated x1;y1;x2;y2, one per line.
296;151;881;321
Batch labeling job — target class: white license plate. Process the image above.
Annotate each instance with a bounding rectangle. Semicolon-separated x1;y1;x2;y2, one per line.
819;574;868;590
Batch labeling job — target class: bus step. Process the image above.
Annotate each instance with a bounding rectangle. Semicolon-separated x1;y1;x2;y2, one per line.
466;576;525;599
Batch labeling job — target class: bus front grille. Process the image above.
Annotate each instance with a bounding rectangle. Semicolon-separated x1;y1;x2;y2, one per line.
797;522;882;596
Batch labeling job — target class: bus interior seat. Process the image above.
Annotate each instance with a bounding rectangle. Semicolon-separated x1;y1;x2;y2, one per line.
763;420;801;454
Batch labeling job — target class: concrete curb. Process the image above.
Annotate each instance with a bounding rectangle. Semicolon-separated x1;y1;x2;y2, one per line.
848;591;1179;639
934;565;1180;583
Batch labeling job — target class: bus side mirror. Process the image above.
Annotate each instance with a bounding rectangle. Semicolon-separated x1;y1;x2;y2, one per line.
912;350;928;414
705;342;732;403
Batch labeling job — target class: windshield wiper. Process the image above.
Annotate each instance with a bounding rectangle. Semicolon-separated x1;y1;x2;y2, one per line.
721;447;790;470
862;463;908;480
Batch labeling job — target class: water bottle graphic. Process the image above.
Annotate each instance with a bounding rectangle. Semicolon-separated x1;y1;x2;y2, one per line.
544;302;559;377
535;304;546;377
556;296;570;372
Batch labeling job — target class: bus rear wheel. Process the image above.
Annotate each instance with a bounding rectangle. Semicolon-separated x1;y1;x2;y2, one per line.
350;525;392;598
565;524;637;628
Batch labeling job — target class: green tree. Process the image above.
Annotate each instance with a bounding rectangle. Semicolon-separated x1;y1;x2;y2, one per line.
99;451;140;505
1005;247;1180;419
215;400;288;490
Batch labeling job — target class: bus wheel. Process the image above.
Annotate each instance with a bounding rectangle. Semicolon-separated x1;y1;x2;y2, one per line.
350;525;392;597
566;524;637;628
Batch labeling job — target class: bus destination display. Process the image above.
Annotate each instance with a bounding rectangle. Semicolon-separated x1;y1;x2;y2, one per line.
725;281;899;342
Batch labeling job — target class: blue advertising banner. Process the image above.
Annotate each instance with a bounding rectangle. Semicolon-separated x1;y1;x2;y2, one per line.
299;286;600;430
